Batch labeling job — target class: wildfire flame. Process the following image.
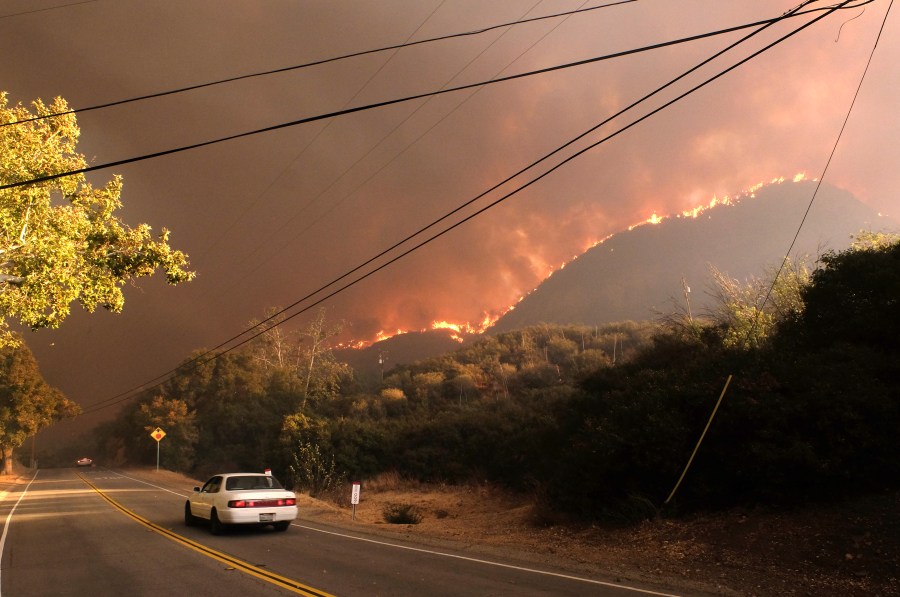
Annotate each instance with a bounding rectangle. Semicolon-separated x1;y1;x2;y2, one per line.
374;329;404;343
346;175;812;349
431;313;501;342
335;339;368;350
628;213;662;230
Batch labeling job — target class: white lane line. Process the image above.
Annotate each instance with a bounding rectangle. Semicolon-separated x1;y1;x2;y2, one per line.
296;523;681;596
109;471;680;596
0;471;40;597
109;471;191;498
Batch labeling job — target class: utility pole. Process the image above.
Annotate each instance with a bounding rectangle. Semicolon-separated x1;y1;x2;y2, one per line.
612;334;617;364
378;351;388;383
682;276;694;324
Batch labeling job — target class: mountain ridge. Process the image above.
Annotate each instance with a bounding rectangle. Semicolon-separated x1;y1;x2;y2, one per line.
338;180;897;375
490;179;895;333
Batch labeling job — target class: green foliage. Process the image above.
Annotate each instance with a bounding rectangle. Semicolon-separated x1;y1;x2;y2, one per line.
97;237;900;524
298;308;350;408
795;239;900;351
0;93;193;346
539;344;727;519
135;395;198;472
288;440;345;496
0;336;79;472
849;230;900;251
705;258;811;349
539;237;900;519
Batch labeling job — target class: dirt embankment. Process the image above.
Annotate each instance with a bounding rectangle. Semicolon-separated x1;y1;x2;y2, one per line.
297;475;900;597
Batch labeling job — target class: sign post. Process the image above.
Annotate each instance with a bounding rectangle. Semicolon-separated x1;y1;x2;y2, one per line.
150;427;166;471
351;482;361;520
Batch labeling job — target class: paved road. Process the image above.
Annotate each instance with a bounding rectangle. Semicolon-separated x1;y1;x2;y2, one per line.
1;468;683;596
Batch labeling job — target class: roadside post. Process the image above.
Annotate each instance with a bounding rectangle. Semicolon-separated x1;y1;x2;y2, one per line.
351;482;361;520
150;427;166;471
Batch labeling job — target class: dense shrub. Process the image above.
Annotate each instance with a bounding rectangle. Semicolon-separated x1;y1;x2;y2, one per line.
382;503;423;524
100;240;899;524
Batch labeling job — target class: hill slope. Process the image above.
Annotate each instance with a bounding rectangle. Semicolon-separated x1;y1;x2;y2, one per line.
338;180;896;374
335;328;473;380
490;180;895;333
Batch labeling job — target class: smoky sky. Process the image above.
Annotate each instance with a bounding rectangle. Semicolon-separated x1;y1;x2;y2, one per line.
1;0;897;437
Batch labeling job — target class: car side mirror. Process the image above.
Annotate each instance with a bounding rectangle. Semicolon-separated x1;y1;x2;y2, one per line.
192;486;200;492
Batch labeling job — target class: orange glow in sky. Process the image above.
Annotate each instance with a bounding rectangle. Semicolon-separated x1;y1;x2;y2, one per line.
354;174;818;347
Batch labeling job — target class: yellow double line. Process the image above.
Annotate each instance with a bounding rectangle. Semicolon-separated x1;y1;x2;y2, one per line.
78;473;335;597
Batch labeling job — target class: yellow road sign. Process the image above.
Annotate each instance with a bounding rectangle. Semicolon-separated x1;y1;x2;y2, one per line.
150;427;166;442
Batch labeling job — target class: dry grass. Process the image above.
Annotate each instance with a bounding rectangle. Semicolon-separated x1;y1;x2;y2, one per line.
296;477;900;597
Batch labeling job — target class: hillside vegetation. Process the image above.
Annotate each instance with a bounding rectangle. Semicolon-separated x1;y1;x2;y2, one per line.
94;233;899;523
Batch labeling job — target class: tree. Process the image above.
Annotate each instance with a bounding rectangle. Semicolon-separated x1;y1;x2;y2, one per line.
797;235;900;350
298;308;349;409
705;257;811;349
0;93;193;346
849;230;900;251
0;337;79;474
186;350;275;473
249;307;297;372
134;395;198;472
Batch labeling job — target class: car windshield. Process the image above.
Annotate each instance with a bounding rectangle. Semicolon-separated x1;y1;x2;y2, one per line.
225;475;284;491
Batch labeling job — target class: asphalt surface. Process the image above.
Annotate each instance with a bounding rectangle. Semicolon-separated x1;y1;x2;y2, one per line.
0;468;683;596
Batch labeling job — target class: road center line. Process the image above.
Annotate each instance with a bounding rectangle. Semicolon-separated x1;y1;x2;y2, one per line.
105;473;678;597
76;473;334;597
104;469;678;596
108;470;191;497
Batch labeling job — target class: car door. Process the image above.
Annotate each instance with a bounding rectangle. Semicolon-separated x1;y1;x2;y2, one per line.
192;476;223;519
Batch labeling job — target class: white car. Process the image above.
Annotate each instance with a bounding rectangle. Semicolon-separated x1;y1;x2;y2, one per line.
185;472;298;534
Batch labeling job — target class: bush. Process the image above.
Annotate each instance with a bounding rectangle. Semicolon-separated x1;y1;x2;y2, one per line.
288;440;345;496
382;503;423;524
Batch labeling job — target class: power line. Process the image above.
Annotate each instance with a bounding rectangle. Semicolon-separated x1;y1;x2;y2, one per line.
0;0;637;128
131;1;592;386
758;0;892;324
77;0;855;414
78;0;860;416
1;3;858;193
0;0;98;20
663;0;892;506
194;0;573;325
130;0;451;354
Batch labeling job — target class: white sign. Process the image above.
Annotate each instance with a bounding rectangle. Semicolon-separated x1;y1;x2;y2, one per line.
351;482;361;505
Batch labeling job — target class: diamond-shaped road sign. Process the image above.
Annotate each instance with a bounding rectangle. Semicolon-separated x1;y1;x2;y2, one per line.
150;427;166;442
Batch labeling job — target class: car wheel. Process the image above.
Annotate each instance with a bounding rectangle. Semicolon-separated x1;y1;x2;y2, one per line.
210;509;225;535
274;521;290;532
184;502;197;527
